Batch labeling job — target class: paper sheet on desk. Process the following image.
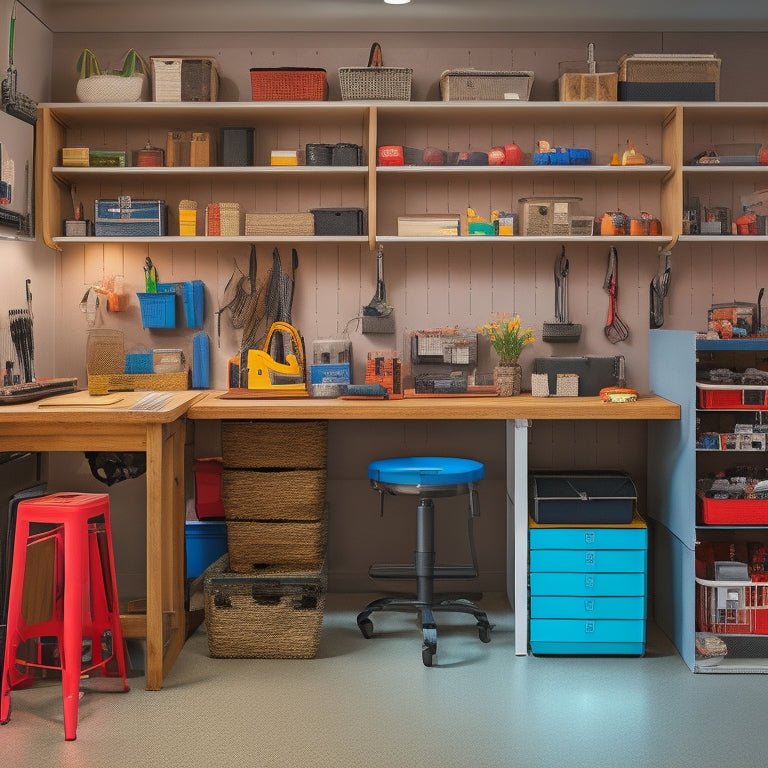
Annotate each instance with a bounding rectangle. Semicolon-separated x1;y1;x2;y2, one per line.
37;391;128;407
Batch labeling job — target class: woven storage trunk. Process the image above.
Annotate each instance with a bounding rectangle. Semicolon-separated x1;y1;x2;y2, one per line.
222;468;327;520
226;514;328;571
205;555;327;658
87;372;188;395
221;420;328;469
151;56;219;102
439;69;534;101
250;68;328;101
618;54;721;100
244;212;315;236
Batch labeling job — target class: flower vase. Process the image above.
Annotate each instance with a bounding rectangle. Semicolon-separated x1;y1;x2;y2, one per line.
494;363;522;397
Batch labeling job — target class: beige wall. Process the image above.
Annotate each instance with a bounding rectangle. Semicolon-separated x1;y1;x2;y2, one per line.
35;28;768;593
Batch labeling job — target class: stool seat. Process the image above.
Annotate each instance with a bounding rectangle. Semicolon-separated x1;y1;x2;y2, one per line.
358;456;492;667
1;492;129;741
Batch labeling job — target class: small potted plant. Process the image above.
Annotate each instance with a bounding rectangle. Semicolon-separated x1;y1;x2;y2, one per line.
479;313;535;395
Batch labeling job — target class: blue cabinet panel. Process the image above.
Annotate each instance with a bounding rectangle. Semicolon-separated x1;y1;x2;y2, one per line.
529;548;647;573
529;571;647;596
529;526;647;550
529;596;647;620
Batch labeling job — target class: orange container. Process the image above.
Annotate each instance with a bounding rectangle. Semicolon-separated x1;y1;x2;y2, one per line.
250;68;327;101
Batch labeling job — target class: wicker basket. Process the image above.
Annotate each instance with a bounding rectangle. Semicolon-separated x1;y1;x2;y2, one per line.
618;54;721;99
219;202;241;236
226;514;328;571
439;69;534;101
244;212;315;236
222;468;327;520
150;56;219;102
204;555;327;658
221;420;328;469
338;42;412;101
250;68;328;101
87;372;188;395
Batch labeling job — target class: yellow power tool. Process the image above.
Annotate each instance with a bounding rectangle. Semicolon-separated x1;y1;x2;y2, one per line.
244;321;307;393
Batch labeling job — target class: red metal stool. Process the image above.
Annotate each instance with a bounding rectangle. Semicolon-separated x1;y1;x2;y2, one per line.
1;492;129;740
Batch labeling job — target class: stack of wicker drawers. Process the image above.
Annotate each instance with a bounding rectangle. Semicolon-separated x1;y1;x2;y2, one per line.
528;515;648;656
204;419;328;658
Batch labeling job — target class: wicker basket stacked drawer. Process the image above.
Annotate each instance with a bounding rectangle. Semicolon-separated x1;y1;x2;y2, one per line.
528;515;648;656
221;420;328;571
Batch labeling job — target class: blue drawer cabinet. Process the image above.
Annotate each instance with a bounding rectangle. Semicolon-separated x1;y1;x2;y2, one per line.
529;515;648;656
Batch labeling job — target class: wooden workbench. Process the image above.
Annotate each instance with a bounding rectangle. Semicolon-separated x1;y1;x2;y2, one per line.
189;391;680;654
0;389;203;690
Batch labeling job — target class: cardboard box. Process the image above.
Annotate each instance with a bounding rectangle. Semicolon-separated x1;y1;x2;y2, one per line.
190;132;213;166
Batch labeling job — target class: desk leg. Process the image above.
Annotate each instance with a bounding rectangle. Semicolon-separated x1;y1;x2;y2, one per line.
144;420;187;690
507;418;529;656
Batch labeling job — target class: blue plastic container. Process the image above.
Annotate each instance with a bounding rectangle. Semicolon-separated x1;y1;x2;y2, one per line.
185;520;227;579
137;292;176;328
183;280;204;328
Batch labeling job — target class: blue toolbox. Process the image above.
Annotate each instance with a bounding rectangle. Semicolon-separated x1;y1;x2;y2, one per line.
528;514;648;656
94;197;167;236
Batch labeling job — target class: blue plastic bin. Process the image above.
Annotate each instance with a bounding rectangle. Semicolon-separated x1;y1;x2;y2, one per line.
185;520;227;579
183;280;204;328
137;292;176;328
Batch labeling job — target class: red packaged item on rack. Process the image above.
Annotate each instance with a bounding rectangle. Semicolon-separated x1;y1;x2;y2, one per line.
378;145;404;166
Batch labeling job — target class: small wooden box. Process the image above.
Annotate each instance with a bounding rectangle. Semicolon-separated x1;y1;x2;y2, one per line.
151;56;219;102
190;132;213;166
558;72;618;102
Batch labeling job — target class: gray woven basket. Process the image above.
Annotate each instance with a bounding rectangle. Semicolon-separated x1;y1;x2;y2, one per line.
338;66;412;100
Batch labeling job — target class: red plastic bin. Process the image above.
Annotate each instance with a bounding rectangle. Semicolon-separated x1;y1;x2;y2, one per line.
697;382;768;409
698;492;768;525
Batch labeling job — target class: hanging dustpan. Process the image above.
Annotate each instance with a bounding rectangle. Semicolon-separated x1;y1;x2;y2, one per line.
543;246;582;343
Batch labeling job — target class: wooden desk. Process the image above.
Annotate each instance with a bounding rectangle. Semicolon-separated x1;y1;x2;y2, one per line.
0;390;202;690
189;392;680;654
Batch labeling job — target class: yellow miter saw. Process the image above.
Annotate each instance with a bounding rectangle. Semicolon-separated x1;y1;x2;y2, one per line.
236;321;307;394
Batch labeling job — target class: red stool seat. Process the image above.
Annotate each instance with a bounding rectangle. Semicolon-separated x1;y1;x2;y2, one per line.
1;492;129;740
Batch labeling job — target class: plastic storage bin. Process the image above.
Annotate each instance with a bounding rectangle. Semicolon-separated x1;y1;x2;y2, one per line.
183;280;204;328
311;207;365;236
137;292;176;328
185;520;227;579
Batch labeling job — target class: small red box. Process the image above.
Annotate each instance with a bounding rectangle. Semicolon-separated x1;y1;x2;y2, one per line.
698;493;768;525
194;457;224;519
250;68;327;101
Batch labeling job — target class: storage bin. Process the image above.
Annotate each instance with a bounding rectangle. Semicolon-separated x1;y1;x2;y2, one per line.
439;69;534;101
618;53;720;100
250;68;328;101
697;382;768;409
185;520;227;579
530;472;637;524
311;207;365;236
151;56;219;101
204;554;326;658
182;280;204;328
124;352;153;374
222;468;327;521
221;420;328;469
225;515;328;571
244;212;315;236
220;127;254;166
136;292;176;328
697;493;768;525
94;198;167;237
194;457;224;519
339;44;411;101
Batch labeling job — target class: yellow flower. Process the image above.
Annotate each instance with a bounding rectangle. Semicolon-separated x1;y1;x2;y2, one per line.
479;312;535;364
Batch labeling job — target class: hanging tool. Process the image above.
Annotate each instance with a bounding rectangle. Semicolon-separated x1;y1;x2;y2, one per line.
650;248;672;329
362;245;395;334
543;245;582;342
758;287;764;334
604;246;629;343
1;1;37;125
143;256;157;293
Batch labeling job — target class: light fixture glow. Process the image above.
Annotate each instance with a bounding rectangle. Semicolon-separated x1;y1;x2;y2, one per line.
384;0;411;5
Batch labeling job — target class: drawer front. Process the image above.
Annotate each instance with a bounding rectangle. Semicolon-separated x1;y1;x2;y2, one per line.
530;571;646;596
529;548;647;573
530;526;647;551
529;618;646;643
529;595;646;620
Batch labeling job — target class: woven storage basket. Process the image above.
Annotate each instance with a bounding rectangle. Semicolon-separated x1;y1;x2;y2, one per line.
87;372;188;395
226;513;328;571
151;56;219;102
221;420;328;469
338;42;411;101
439;69;534;101
205;555;327;659
618;54;721;99
219;202;241;236
222;468;327;520
244;212;315;236
250;68;328;101
76;72;148;103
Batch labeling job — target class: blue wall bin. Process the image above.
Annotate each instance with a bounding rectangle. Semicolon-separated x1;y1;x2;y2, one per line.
192;332;210;388
183;280;204;328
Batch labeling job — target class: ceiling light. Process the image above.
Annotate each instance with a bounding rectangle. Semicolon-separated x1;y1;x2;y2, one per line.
384;0;411;5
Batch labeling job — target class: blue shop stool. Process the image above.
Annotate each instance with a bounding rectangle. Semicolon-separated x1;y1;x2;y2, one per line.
356;456;492;666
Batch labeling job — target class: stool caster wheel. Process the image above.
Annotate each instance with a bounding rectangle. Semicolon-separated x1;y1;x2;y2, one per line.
422;640;437;667
358;618;374;639
478;622;492;644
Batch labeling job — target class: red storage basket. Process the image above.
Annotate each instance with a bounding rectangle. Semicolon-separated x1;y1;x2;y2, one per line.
697;492;768;525
250;68;328;101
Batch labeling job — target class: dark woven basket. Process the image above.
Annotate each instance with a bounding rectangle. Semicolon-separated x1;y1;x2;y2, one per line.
221;420;328;469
